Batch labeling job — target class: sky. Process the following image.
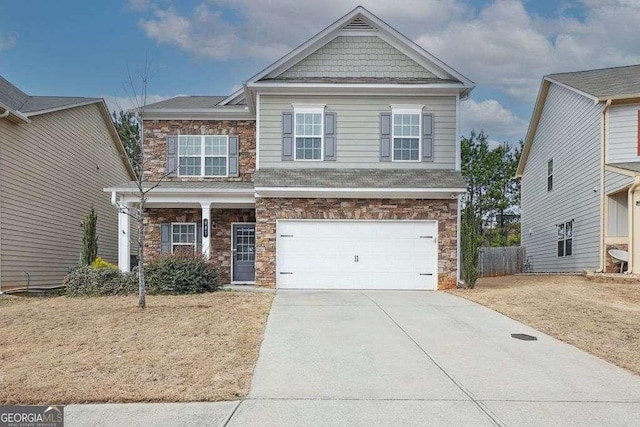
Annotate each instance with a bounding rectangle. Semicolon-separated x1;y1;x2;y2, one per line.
1;0;640;145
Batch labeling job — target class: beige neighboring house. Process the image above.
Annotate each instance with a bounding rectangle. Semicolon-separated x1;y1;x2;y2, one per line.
0;75;135;291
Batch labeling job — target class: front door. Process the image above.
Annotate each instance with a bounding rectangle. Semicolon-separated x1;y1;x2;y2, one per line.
232;223;256;282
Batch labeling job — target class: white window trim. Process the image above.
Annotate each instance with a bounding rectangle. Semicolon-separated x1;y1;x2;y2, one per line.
391;107;422;163
171;222;197;254
177;135;230;178
556;220;573;258
293;106;324;162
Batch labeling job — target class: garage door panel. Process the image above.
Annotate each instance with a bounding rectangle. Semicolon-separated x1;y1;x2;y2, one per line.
277;220;439;290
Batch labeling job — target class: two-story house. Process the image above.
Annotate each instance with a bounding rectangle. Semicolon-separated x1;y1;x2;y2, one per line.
106;6;474;290
0;75;135;291
518;65;640;274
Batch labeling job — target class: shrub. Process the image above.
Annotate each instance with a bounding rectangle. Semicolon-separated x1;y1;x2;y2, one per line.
64;266;135;297
142;253;220;295
91;257;118;270
80;207;98;265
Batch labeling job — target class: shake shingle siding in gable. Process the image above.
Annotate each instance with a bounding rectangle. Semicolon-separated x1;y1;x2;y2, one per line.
259;95;456;169
521;84;602;272
0;103;132;288
275;36;437;80
608;103;640;164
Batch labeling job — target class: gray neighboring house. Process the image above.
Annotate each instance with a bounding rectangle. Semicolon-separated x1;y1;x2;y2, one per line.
0;76;135;291
517;64;640;273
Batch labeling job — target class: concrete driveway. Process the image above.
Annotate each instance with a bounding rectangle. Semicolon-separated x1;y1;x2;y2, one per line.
228;290;640;426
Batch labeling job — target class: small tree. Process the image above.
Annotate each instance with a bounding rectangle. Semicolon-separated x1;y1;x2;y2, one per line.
81;207;98;266
461;202;481;289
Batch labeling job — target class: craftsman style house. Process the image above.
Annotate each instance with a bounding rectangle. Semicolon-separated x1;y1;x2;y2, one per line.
106;6;474;290
518;65;640;274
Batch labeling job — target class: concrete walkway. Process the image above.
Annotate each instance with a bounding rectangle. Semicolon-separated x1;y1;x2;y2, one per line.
66;291;640;426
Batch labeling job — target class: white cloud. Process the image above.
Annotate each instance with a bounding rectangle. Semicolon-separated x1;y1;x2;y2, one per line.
134;0;469;60
0;33;17;52
462;98;529;142
101;94;173;115
131;0;640;103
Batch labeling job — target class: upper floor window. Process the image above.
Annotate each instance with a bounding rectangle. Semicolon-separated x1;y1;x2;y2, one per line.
392;110;421;162
547;159;553;191
557;220;573;257
178;135;228;177
294;109;323;160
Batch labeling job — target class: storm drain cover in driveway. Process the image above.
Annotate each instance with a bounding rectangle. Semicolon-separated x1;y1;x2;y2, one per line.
511;333;537;341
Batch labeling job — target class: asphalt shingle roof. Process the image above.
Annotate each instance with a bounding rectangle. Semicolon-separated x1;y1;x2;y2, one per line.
547;64;640;99
0;75;99;114
0;75;29;110
254;168;466;188
143;96;228;110
609;162;640;174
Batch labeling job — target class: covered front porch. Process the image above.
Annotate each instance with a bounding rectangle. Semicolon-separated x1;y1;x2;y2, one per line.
605;163;640;273
106;182;256;284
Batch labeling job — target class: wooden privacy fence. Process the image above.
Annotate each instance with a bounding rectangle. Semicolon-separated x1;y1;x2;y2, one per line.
478;246;526;277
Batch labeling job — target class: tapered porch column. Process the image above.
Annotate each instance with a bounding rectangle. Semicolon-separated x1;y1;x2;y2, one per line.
201;202;211;259
118;204;130;272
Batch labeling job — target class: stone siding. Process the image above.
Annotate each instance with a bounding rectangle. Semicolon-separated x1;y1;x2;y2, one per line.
144;208;255;284
255;198;458;290
142;119;255;182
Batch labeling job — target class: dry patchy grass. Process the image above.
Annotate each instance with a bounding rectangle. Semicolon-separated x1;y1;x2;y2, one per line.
0;292;273;404
449;275;640;376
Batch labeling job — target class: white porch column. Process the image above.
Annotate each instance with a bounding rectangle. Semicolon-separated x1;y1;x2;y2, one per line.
201;202;211;259
118;204;130;272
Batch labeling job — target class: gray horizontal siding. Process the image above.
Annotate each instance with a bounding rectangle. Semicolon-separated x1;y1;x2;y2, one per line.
521;83;602;272
608;103;640;164
605;170;633;194
0;103;132;288
258;95;456;169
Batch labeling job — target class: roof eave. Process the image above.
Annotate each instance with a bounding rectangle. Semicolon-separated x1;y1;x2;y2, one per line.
0;101;31;123
22;99;102;117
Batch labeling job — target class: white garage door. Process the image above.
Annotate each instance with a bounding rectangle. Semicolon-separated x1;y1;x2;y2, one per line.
276;220;438;290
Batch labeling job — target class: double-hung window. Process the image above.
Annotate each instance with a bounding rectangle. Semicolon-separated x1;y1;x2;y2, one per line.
392;110;421;161
171;223;196;254
557;220;573;257
294;108;323;160
547;159;553;192
178;135;229;177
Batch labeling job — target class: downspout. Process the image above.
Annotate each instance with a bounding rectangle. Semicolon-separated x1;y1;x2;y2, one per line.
596;99;612;272
0;108;9;119
627;176;640;274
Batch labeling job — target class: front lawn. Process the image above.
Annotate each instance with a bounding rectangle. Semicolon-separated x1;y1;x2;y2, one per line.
0;291;273;404
449;275;640;376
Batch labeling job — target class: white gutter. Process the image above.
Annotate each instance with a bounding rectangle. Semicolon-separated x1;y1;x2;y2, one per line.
0;108;9;119
597;99;612;273
254;186;467;194
627;176;640;274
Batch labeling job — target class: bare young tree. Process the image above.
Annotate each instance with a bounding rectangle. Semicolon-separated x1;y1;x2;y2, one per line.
115;59;176;309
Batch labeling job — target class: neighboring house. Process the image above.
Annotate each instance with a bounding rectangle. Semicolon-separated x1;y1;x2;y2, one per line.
106;6;474;290
0;76;135;291
518;64;640;274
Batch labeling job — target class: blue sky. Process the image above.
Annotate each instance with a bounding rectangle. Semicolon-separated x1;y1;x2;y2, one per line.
2;0;639;144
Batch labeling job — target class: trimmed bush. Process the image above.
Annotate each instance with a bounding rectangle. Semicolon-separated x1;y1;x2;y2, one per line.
91;257;118;270
142;253;220;295
64;266;135;297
